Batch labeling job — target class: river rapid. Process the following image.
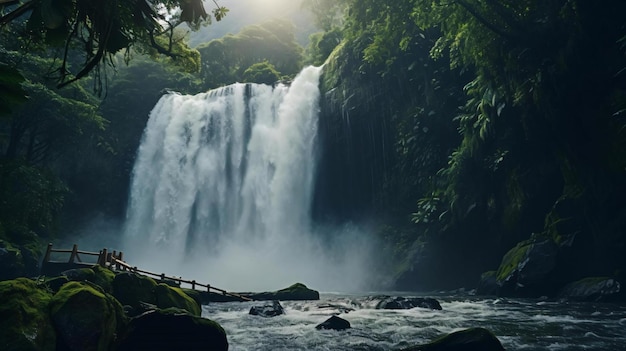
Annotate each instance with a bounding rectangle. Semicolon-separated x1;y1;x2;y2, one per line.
202;293;626;350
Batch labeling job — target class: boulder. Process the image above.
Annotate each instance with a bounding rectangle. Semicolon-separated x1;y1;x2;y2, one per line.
155;283;201;316
559;277;622;302
249;300;285;317
401;327;505;351
248;282;320;301
117;309;228;351
315;315;351;331
0;278;56;351
376;296;442;310
496;238;558;296
50;281;125;351
112;272;157;308
476;271;497;296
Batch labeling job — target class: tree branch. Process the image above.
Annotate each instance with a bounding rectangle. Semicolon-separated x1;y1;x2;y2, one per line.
0;0;34;26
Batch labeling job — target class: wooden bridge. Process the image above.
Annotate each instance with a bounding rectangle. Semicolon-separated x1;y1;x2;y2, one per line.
42;243;252;301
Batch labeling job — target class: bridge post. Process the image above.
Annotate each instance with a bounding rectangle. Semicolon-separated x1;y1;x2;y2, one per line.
44;243;53;263
101;248;108;267
117;252;123;270
68;244;78;263
192;280;196;290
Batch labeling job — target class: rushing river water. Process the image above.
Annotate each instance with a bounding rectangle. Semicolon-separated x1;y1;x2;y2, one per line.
202;293;626;350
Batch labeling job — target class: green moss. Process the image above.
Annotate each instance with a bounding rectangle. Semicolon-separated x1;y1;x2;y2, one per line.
50;281;125;351
90;265;115;293
0;278;56;351
496;242;531;283
112;272;157;308
155;284;201;316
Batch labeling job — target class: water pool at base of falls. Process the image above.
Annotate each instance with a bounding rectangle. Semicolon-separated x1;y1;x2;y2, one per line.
202;293;626;350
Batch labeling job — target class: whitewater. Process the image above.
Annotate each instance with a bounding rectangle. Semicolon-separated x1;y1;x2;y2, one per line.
123;66;378;292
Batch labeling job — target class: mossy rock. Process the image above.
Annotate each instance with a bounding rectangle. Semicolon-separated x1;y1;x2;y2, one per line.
495;242;532;283
60;266;116;293
50;281;126;351
112;272;157;308
118;309;228;351
250;282;320;301
181;288;203;307
155;283;201;316
0;278;56;351
90;265;115;293
401;327;505;351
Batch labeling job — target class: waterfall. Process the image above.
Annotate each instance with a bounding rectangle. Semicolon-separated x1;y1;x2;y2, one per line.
123;66;377;291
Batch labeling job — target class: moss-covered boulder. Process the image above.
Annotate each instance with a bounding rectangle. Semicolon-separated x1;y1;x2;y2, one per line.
118;309;228;351
401;327;505;351
0;278;56;351
112;272;157;308
249;282;320;301
558;277;622;302
496;238;558;297
60;266;115;293
50;281;126;351
155;283;201;316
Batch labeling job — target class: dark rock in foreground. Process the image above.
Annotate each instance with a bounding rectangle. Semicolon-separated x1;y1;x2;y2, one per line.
118;309;228;351
376;296;442;310
50;281;124;351
401;327;505;351
559;277;622;302
249;300;285;317
0;278;56;351
315;315;351;331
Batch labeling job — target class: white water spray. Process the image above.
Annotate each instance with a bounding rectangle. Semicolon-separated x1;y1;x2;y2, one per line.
123;66;376;291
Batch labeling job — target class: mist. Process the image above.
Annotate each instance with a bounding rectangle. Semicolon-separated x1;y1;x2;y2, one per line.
120;66;382;293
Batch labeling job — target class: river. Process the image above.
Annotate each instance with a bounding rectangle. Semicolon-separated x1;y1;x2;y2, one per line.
202;293;626;350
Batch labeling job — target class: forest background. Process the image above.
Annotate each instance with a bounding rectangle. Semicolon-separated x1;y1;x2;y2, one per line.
1;0;625;294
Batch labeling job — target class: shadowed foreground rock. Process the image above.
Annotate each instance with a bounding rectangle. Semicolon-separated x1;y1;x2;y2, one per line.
401;327;504;351
0;278;56;351
315;315;351;330
118;309;228;351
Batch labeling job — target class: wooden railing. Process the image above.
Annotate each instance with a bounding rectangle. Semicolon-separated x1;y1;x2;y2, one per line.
43;243;252;301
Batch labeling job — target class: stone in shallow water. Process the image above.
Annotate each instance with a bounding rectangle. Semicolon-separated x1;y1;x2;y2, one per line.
249;300;285;317
315;315;351;330
559;277;622;302
376;296;442;310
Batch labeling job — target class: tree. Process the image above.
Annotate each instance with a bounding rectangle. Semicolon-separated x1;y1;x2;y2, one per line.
242;61;280;85
0;0;227;90
197;19;303;89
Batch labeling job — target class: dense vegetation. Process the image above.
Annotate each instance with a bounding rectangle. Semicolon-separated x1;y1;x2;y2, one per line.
313;0;626;291
1;0;626;295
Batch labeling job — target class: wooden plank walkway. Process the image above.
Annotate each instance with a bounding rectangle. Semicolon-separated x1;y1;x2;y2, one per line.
42;243;252;301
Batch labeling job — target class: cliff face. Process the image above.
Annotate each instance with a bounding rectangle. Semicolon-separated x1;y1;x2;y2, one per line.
314;21;626;293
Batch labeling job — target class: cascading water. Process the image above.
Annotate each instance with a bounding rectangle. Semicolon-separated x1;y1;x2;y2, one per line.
123;66;377;291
